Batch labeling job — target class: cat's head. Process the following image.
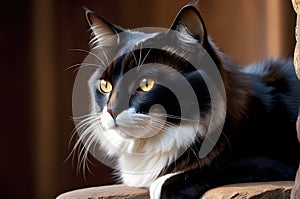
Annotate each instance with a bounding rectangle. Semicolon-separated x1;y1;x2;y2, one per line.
81;5;226;163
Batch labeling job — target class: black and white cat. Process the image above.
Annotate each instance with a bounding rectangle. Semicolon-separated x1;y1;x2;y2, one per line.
77;5;300;199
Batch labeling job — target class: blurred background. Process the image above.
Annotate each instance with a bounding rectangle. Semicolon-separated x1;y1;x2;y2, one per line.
0;0;296;198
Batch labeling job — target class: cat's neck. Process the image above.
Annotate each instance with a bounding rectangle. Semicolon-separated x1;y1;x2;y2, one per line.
218;53;252;126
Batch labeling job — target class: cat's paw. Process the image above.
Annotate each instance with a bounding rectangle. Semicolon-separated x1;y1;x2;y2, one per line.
150;173;179;199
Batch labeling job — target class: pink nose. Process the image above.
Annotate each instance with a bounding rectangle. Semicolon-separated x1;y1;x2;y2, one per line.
107;108;118;119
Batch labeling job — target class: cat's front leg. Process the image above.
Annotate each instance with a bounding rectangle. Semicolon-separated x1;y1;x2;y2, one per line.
149;171;209;199
150;173;180;199
149;157;298;199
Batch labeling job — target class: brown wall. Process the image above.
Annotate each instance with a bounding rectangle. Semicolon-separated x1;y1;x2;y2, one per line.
0;0;296;199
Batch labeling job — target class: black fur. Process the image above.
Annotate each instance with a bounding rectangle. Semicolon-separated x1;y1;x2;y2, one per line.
85;5;299;199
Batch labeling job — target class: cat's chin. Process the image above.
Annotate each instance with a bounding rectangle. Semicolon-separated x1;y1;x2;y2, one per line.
115;129;141;140
107;124;162;140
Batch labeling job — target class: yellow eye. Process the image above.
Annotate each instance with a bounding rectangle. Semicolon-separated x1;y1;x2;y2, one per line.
99;79;112;93
139;78;155;92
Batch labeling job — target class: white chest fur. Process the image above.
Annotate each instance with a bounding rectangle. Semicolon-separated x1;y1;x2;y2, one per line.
119;152;174;187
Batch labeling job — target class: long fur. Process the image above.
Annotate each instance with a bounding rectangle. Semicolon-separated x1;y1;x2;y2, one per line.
74;5;300;199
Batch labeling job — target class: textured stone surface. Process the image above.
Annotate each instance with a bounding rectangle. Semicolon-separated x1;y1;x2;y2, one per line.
56;184;149;199
292;170;300;199
56;182;296;199
292;0;300;79
202;181;293;199
291;1;300;199
292;116;300;199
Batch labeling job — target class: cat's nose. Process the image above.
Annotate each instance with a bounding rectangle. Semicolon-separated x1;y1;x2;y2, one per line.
107;109;115;118
107;108;121;120
107;91;127;119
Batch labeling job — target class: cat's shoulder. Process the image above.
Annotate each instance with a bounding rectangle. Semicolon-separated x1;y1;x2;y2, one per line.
241;59;298;85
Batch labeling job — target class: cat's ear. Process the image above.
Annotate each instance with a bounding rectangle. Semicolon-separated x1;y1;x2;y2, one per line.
85;8;123;47
170;5;207;45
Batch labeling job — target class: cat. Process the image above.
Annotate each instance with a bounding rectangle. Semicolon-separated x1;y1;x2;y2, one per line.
76;5;300;199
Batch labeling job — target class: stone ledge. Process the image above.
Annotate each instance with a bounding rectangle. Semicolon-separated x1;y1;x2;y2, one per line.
56;184;149;199
56;181;294;199
202;181;293;199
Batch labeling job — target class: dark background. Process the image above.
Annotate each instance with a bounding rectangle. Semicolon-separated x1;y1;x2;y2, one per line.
0;0;296;198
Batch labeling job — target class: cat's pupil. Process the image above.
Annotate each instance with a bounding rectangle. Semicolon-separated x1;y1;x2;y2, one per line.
143;79;149;87
139;78;155;92
99;79;112;93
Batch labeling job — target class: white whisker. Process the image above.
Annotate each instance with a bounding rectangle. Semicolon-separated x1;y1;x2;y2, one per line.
66;112;104;175
70;48;107;68
98;45;109;64
65;63;103;72
131;51;138;66
148;116;203;167
138;43;143;67
149;112;199;123
138;48;152;71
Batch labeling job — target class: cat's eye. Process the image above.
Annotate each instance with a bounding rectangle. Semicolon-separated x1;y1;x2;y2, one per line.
139;78;155;92
99;79;113;93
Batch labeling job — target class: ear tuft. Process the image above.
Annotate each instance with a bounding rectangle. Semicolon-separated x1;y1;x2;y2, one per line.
85;8;122;48
170;5;207;45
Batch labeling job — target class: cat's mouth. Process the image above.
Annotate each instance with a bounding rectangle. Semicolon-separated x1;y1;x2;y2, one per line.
101;106;169;139
97;106;205;156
